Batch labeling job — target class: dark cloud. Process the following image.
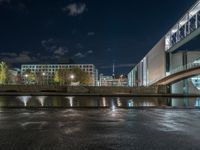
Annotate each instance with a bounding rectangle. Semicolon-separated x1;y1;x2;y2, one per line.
41;39;68;56
0;51;37;63
87;32;95;36
62;3;86;16
0;0;10;5
54;47;68;56
74;50;93;59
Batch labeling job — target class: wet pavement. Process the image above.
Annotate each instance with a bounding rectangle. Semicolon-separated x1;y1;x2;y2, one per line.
0;108;200;150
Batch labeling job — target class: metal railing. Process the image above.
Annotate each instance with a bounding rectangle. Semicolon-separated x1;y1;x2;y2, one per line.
148;62;200;85
169;62;200;75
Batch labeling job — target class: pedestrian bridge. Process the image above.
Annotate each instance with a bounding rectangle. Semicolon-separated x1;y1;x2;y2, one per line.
152;62;200;85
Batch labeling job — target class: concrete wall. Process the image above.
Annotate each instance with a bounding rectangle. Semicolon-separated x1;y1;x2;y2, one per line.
146;37;166;85
171;52;183;70
0;85;167;95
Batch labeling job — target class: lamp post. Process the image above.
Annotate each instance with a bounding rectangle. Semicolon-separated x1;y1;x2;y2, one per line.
70;74;75;86
24;74;28;85
120;74;123;86
42;72;46;85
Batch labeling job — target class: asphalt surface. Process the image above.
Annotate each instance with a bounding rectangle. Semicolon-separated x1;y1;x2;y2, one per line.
0;108;200;150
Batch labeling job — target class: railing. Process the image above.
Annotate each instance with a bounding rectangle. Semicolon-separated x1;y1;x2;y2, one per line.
169;62;200;75
149;62;200;85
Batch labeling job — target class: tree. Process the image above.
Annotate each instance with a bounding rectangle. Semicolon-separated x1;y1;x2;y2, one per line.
0;61;8;84
23;69;36;84
71;67;92;85
53;67;92;86
53;69;71;85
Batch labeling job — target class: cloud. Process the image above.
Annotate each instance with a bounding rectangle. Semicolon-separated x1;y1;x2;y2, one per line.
0;51;37;63
0;52;17;57
41;39;68;56
74;52;85;58
74;50;93;58
63;3;86;16
0;0;10;5
41;38;57;51
87;50;93;54
87;32;95;36
54;47;68;56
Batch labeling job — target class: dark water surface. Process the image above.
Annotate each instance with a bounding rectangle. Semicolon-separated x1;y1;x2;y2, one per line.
0;108;200;150
0;96;200;150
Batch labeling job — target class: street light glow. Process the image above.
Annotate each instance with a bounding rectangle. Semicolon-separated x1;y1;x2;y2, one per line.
70;74;75;80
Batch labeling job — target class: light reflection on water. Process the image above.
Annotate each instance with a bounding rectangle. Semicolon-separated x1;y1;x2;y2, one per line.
36;96;47;107
17;96;32;107
65;96;74;107
0;96;200;108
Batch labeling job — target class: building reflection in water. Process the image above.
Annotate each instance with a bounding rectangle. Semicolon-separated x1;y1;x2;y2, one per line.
195;98;200;107
128;99;134;107
117;97;122;107
111;99;116;112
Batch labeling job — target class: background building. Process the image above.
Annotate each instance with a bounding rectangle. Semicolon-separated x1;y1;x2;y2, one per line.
99;74;128;87
21;64;98;86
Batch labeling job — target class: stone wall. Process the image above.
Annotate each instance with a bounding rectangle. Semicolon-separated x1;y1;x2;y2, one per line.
0;85;168;95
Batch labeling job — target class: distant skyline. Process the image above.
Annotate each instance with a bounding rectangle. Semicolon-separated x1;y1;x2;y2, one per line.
0;0;197;74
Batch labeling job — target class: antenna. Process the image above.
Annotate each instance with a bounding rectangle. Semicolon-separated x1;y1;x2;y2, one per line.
112;61;115;77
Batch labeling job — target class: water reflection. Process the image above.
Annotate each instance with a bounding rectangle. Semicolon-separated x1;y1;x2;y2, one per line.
111;99;116;111
117;97;122;107
36;96;47;107
0;96;200;108
17;96;32;107
65;96;74;107
101;97;107;107
128;99;134;107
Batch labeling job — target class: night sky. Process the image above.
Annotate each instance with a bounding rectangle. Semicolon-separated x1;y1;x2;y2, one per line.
0;0;197;75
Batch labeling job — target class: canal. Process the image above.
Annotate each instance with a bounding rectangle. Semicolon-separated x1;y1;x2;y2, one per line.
0;96;200;150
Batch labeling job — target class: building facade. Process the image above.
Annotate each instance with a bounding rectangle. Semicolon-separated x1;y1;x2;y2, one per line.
21;64;98;86
99;74;128;87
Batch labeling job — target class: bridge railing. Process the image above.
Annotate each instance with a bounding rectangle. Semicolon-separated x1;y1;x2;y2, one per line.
149;62;200;85
170;62;200;75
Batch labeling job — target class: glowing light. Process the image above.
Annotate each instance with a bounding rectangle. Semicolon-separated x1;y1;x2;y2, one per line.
70;74;75;80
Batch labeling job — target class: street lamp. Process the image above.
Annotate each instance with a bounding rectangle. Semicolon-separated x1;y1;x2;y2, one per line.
120;74;123;86
70;74;75;85
24;74;28;84
42;72;46;85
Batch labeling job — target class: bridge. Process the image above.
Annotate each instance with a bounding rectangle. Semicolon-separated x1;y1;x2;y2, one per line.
128;0;200;92
152;62;200;85
165;0;200;53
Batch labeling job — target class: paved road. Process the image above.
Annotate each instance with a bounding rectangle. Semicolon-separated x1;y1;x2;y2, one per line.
0;108;200;150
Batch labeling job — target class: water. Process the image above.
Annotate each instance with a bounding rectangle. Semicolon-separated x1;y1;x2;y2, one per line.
0;96;200;108
0;108;200;150
0;96;200;150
